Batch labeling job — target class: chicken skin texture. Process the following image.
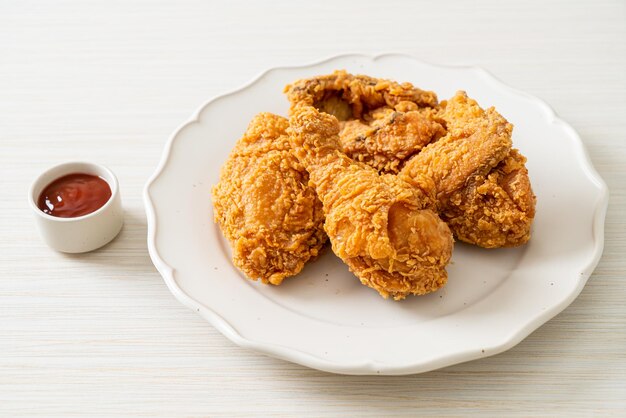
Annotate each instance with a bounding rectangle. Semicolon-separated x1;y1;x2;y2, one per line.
285;71;446;174
212;113;327;285
285;70;439;120
286;72;536;248
288;106;453;300
339;106;446;174
442;149;536;247
401;92;536;248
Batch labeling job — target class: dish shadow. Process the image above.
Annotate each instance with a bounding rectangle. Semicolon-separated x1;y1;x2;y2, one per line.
245;239;527;328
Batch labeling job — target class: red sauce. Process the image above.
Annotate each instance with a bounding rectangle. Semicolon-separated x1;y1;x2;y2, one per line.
37;173;112;218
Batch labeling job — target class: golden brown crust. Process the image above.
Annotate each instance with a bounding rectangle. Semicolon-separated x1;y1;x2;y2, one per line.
285;71;445;174
402;92;536;247
442;149;536;247
215;75;536;296
285;70;439;119
212;113;327;285
340;107;446;174
403;91;513;200
288;106;453;300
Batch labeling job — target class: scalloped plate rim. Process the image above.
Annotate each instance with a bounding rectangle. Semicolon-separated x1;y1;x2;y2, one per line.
143;53;609;375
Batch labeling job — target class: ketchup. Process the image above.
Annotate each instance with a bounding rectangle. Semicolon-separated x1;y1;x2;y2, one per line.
37;173;112;218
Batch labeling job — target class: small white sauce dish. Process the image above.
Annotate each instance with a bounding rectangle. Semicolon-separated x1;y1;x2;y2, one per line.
29;161;124;253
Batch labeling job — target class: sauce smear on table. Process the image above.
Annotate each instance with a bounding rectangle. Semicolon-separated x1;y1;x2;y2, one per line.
38;173;111;218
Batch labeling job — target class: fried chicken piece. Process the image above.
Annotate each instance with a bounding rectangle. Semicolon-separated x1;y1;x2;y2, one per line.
212;113;327;285
285;70;438;120
442;149;536;247
286;71;445;174
288;106;453;300
339;106;446;173
401;91;536;248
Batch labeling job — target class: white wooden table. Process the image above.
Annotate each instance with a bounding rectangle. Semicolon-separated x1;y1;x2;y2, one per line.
1;1;625;416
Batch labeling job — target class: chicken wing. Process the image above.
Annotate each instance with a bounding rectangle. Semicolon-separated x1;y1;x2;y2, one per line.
286;71;445;173
212;113;327;285
285;70;438;120
401;92;536;247
288;106;453;300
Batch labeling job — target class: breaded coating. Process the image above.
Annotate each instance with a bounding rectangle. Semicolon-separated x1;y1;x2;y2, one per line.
285;70;438;119
288;106;453;300
285;71;445;174
443;149;536;247
402;92;536;247
339;106;446;173
285;72;536;248
212;113;327;285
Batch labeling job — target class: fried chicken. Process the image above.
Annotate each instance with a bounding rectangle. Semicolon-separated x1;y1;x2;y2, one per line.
339;106;446;173
288;106;453;300
213;74;535;295
285;72;536;248
212;113;327;285
286;71;445;173
285;70;439;120
401;92;536;247
441;149;536;247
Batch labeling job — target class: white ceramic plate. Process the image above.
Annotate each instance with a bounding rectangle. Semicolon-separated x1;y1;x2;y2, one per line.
144;54;608;375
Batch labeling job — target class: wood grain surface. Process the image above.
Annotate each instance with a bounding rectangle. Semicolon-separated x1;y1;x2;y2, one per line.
1;1;624;416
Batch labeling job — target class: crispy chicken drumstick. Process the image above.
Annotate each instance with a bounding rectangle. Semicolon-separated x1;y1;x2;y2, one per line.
288;106;453;299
